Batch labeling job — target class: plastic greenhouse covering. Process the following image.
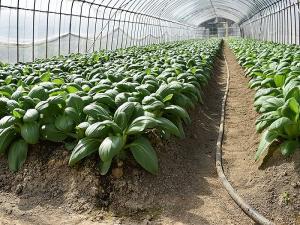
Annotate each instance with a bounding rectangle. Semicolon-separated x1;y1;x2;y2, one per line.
0;0;299;63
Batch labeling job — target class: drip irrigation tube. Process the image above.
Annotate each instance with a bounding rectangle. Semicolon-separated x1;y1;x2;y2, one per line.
216;44;275;225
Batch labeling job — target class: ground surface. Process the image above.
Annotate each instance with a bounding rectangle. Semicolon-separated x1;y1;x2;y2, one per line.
0;43;299;225
222;44;300;225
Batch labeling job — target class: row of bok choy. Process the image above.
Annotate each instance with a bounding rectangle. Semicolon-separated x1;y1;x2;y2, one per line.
229;39;300;160
0;39;221;174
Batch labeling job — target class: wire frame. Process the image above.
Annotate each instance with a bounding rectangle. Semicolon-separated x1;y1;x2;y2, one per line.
240;0;300;45
0;0;299;63
0;0;199;63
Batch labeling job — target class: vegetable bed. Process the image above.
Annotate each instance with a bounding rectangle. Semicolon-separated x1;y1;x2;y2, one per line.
0;39;221;175
228;39;300;160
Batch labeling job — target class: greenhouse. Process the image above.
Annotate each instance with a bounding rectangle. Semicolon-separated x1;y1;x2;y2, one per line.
0;0;299;225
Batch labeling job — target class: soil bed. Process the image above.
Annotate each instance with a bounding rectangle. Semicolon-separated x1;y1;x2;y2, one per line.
0;43;299;225
222;43;300;225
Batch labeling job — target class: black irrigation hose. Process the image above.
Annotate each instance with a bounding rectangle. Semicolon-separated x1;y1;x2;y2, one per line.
215;46;275;225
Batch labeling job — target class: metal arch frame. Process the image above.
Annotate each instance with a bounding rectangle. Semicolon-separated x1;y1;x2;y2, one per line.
3;0;300;64
77;0;87;53
110;0;130;50
132;0;153;47
156;0;171;44
239;0;281;24
161;0;279;26
114;1;127;49
32;0;37;61
99;0;114;50
134;5;149;46
68;0;76;54
58;0;65;56
152;0;251;38
128;0;144;47
158;0;251;24
124;0;141;48
142;0;193;42
92;0;105;52
239;0;299;44
85;0;96;52
138;0;160;45
163;0;213;22
109;0;130;50
45;0;51;58
131;0;161;45
1;0;199;64
155;1;255;37
177;7;241;25
16;0;20;62
104;0;120;50
120;0;137;49
140;2;156;46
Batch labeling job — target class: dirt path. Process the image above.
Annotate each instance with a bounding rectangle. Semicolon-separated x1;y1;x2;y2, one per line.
128;48;252;225
223;43;300;225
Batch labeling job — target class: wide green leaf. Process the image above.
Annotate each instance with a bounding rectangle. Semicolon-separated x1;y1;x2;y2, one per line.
129;136;158;174
66;94;84;112
156;117;180;137
126;116;159;135
40;124;68;142
255;130;279;160
69;137;101;166
100;160;112;175
23;109;39;122
85;121;111;138
8;139;28;172
280;140;299;156
164;105;191;124
83;103;112;121
20;121;39;144
54;115;74;132
99;135;124;162
281;97;300;122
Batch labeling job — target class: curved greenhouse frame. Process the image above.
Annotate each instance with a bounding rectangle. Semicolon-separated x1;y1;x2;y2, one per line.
0;0;299;62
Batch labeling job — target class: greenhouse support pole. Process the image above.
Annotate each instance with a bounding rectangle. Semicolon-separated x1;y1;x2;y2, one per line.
85;0;97;53
58;0;64;56
114;7;123;49
45;0;51;58
130;0;144;47
105;0;119;50
129;1;144;47
291;0;300;44
110;0;132;50
99;0;113;50
120;0;136;49
289;0;293;44
68;0;76;54
92;2;103;52
16;0;20;63
77;0;86;53
32;0;36;61
276;2;279;43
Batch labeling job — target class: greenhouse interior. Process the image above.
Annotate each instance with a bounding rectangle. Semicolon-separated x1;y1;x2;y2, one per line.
0;0;299;225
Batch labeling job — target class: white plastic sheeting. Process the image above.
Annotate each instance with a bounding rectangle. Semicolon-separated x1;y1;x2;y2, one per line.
0;0;298;63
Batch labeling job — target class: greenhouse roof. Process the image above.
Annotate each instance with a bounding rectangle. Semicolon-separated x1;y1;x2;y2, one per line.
75;0;279;26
